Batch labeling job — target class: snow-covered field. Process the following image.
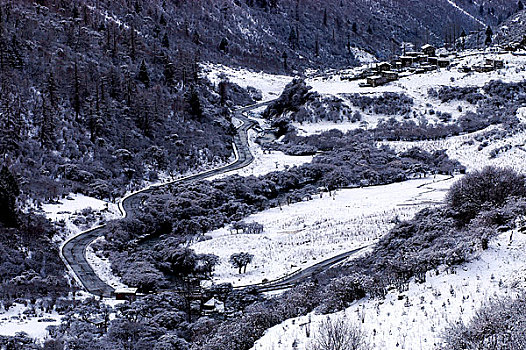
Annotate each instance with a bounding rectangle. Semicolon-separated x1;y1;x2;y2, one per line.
251;229;526;350
201;63;293;101
42;193;115;223
0;303;61;341
192;175;455;286
42;193;119;241
383;125;526;173
210;128;314;180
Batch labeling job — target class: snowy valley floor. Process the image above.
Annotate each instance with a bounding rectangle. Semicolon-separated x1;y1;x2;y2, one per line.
200;52;526;350
192;175;455;286
0;303;62;340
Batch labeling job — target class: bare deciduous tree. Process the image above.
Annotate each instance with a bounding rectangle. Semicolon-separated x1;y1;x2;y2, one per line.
310;315;369;350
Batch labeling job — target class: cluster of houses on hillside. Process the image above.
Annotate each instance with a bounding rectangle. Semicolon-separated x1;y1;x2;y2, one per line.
459;57;504;73
358;44;451;87
357;43;505;88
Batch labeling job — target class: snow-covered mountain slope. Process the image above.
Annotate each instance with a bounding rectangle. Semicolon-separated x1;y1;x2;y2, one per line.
252;229;526;350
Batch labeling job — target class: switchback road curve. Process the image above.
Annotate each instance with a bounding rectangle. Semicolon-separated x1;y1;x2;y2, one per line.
61;101;370;298
61;103;266;298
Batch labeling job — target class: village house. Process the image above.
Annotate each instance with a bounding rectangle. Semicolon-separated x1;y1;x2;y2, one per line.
375;62;392;72
427;56;438;65
405;51;424;57
421;44;436;57
473;64;494;73
203;297;225;316
437;58;450;68
504;42;520;52
92;319;107;332
381;70;399;81
419;64;437;72
486;58;504;69
400;56;415;67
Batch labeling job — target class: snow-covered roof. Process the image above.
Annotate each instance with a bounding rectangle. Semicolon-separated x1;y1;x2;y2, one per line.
421;44;435;50
114;288;138;294
204;298;219;307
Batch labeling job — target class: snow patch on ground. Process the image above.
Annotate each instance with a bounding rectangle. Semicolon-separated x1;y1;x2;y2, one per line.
0;303;61;341
202;63;293;101
350;48;378;64
42;193;113;222
445;0;485;27
293;119;363;136
42;193;120;242
210;128;314;180
192;175;454;286
382;126;526;173
251;229;526;350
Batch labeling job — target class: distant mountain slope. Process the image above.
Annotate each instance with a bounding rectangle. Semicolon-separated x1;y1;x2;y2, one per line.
17;0;513;76
90;0;517;71
495;8;526;44
0;1;236;201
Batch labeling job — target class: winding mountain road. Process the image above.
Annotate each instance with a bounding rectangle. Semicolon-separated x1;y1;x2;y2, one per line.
60;102;368;298
61;103;263;298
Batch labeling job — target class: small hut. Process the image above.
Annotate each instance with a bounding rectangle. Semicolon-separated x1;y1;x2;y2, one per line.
437;58;450;68
114;288;138;302
486;58;504;69
203;298;225;315
366;75;388;87
376;62;392;72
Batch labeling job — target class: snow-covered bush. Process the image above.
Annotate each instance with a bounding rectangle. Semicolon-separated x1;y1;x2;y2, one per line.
309;316;369;350
344;92;414;116
262;79;318;120
441;294;526;350
446;166;526;225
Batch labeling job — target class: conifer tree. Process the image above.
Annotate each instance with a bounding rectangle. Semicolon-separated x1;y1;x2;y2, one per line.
38;96;56;148
137;59;150;88
72;61;81;122
187;86;203;119
0;166;19;227
485;26;493;46
162;32;170;48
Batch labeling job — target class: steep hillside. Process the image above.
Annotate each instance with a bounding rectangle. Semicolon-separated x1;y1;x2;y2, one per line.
0;1;240;203
495;7;526;44
1;0;517;203
94;0;516;68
